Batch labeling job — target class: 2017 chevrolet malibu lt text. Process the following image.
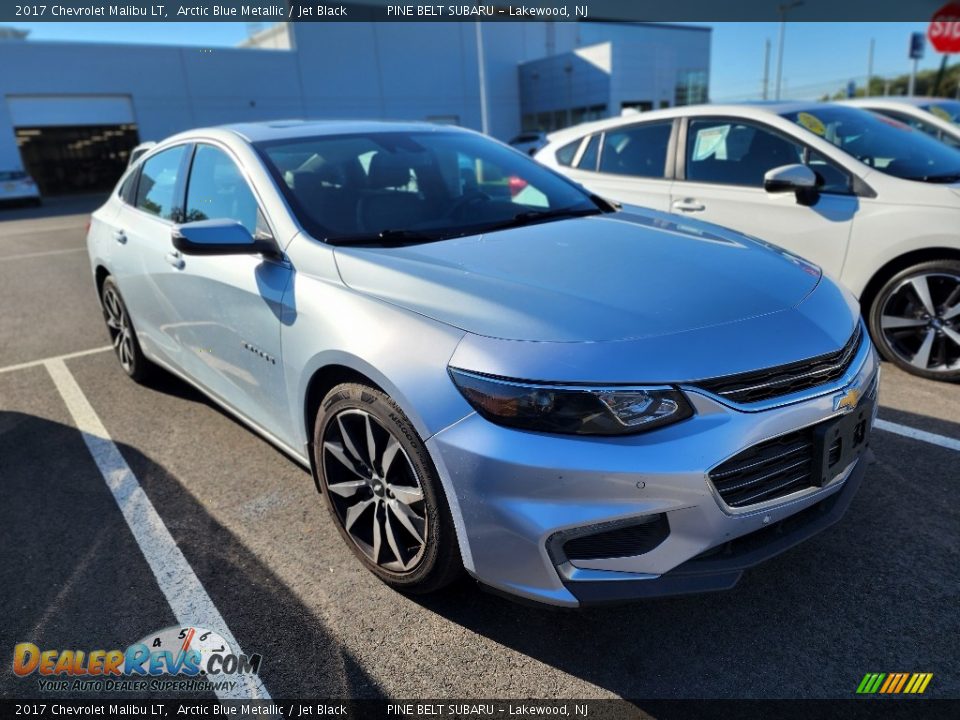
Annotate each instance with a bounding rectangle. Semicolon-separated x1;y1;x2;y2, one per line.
87;121;878;607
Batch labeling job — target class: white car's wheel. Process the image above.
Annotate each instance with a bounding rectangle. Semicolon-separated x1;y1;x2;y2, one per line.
868;260;960;381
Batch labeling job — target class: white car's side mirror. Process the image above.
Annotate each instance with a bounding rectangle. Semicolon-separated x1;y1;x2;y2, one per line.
763;163;818;193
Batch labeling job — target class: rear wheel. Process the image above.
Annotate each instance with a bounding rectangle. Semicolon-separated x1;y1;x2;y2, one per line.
313;382;462;593
868;260;960;381
100;276;153;383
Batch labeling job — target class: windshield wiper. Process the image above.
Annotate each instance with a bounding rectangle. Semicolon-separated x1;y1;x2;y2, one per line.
325;229;441;246
483;206;606;233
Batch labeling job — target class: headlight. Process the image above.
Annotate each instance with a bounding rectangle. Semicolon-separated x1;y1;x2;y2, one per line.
449;369;694;436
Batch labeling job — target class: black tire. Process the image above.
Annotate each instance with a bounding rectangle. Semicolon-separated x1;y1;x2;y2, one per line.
100;276;154;383
313;382;462;593
867;259;960;381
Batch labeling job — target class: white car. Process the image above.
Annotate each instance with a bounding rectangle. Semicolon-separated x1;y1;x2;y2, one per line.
0;170;41;206
840;97;960;149
537;102;960;380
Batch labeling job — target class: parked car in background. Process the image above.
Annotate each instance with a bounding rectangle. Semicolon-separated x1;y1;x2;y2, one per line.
0;170;41;206
508;131;548;155
87;120;876;606
841;97;960;149
538;102;960;380
126;141;156;167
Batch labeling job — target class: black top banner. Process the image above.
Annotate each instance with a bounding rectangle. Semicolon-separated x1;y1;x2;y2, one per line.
0;0;954;23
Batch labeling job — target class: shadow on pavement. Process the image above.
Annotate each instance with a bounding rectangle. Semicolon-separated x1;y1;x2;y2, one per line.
0;411;382;700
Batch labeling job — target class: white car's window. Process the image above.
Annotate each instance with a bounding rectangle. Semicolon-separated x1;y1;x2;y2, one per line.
783;106;960;183
135;145;186;220
255;131;599;242
185;145;259;235
686;119;804;187
871;108;960;150
686;118;852;194
922;100;960;124
598;122;671;178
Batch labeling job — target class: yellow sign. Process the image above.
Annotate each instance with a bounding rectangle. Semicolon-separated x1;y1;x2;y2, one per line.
797;112;826;136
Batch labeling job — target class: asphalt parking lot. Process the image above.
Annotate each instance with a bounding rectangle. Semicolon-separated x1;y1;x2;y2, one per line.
1;196;958;702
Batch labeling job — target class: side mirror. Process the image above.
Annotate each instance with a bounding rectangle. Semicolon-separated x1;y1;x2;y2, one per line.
763;163;818;193
172;219;278;257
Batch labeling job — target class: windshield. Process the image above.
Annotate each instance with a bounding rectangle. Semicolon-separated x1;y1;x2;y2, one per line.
782;106;960;182
921;100;960;125
255;130;600;243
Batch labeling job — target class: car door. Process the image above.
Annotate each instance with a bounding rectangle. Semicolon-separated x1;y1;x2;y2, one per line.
671;116;858;276
162;142;294;441
109;144;192;369
557;120;676;211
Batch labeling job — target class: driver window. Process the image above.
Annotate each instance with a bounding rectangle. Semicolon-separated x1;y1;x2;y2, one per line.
686;119;804;187
185;145;259;235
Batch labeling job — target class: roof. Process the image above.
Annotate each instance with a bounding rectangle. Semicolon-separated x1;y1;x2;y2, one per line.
544;101;836;144
216;119;466;142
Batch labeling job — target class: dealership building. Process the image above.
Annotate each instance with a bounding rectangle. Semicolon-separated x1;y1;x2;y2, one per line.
0;21;709;195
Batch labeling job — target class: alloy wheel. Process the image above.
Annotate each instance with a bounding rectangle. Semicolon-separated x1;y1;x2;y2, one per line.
879;272;960;373
103;286;135;374
321;409;428;573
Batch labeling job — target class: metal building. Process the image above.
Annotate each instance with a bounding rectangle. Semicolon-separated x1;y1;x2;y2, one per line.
0;21;710;195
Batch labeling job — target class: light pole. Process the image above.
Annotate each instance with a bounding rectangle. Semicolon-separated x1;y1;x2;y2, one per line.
774;1;804;101
475;22;489;135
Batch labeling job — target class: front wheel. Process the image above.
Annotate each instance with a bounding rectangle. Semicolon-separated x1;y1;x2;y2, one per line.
100;276;154;383
867;260;960;381
313;383;462;593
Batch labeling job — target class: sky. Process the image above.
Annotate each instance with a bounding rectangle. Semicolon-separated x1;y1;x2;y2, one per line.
9;21;954;101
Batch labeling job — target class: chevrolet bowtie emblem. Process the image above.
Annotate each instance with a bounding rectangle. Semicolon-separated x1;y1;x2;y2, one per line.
834;387;861;413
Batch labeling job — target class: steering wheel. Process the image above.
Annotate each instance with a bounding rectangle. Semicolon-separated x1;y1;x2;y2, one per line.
447;190;492;221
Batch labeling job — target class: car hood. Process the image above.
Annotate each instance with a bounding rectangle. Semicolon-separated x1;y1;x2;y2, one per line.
333;209;823;343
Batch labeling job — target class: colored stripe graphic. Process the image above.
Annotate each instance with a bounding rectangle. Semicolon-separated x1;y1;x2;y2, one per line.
857;672;933;694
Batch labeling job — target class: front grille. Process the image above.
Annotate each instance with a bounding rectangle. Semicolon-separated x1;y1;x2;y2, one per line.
562;515;669;561
709;427;818;508
694;325;863;404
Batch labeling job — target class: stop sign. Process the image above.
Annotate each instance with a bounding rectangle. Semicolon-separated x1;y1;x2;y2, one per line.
929;2;960;53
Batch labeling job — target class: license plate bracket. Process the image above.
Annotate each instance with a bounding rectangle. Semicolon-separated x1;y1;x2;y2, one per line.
811;398;874;486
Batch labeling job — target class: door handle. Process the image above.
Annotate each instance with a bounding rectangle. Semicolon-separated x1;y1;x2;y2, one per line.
112;229;127;244
671;199;706;213
165;251;185;270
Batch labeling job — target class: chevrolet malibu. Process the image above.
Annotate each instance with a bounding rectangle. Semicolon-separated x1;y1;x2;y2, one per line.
87;121;878;607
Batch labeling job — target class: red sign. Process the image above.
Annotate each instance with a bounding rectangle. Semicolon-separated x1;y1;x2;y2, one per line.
929;3;960;53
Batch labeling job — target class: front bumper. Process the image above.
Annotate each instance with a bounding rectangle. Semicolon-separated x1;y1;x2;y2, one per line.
427;336;878;608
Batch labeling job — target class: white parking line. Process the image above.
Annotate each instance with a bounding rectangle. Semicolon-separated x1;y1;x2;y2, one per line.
875;419;960;453
44;358;273;703
0;247;85;262
0;346;111;375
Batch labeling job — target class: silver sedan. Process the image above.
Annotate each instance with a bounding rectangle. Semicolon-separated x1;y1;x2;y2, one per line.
87;121;878;607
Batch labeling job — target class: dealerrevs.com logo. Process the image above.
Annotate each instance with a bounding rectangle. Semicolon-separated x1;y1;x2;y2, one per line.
13;626;262;693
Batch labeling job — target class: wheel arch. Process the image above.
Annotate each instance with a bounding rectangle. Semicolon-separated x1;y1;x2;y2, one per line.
859;247;960;318
94;264;111;297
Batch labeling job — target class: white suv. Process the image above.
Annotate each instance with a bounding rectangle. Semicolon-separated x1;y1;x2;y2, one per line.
537;102;960;380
